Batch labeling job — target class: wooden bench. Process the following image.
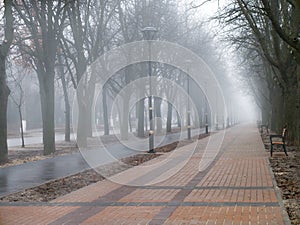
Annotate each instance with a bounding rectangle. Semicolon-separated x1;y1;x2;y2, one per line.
269;127;288;157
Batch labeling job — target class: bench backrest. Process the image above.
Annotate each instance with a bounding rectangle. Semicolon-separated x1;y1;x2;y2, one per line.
282;128;287;139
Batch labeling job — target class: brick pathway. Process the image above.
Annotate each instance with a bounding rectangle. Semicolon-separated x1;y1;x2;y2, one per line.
0;124;290;224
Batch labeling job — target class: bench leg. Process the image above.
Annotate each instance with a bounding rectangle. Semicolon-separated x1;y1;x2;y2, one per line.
270;144;273;157
283;144;288;156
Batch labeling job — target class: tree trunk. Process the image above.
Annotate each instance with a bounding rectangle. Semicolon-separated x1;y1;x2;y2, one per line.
77;97;88;147
166;101;172;133
0;0;13;163
0;62;10;162
154;97;162;134
64;100;71;142
270;89;280;132
281;64;299;145
58;55;71;142
137;99;145;137
120;66;132;139
129;115;133;133
85;89;95;138
18;106;25;147
120;93;130;140
39;74;56;155
83;70;96;138
144;105;148;132
296;66;300;145
284;87;298;145
76;68;96;144
103;86;109;135
194;111;200;128
86;102;93;137
263;106;272;128
177;109;181;128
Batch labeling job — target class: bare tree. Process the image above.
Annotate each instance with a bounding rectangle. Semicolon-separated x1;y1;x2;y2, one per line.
217;0;300;144
13;0;67;155
0;0;13;163
57;52;71;142
61;0;119;146
7;62;27;147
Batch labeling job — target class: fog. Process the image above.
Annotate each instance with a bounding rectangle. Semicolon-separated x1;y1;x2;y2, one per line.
4;0;261;145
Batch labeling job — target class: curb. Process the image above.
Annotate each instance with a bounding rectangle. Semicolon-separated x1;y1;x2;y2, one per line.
267;157;291;225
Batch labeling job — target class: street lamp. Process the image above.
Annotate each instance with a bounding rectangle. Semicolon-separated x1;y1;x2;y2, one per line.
204;82;209;134
141;26;157;153
215;88;218;130
185;59;192;140
141;27;157;40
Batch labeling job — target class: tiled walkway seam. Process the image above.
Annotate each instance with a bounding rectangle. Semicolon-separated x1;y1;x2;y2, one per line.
148;131;238;224
0;124;291;224
48;186;135;224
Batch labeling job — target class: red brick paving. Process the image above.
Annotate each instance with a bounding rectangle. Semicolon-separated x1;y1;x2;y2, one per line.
0;206;79;225
0;124;290;224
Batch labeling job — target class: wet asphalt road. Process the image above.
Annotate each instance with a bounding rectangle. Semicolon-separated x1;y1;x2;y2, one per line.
1;129;206;197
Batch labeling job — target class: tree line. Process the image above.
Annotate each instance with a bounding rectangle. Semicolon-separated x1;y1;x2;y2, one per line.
0;0;234;163
216;0;300;145
3;0;296;163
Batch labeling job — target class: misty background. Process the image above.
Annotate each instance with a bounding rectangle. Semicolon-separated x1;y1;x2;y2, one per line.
0;0;299;162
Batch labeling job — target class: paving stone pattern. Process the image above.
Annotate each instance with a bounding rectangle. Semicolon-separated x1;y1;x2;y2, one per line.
0;124;290;224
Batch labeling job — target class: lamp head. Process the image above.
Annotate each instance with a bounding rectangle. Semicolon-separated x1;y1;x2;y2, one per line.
141;27;158;40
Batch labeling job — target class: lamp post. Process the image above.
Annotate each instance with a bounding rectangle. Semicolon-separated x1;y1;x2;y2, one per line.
215;88;218;130
141;26;157;153
205;114;209;134
204;81;209;134
187;77;191;139
185;60;192;140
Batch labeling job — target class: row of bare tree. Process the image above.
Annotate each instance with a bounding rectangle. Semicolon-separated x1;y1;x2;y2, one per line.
217;0;300;145
0;0;233;163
